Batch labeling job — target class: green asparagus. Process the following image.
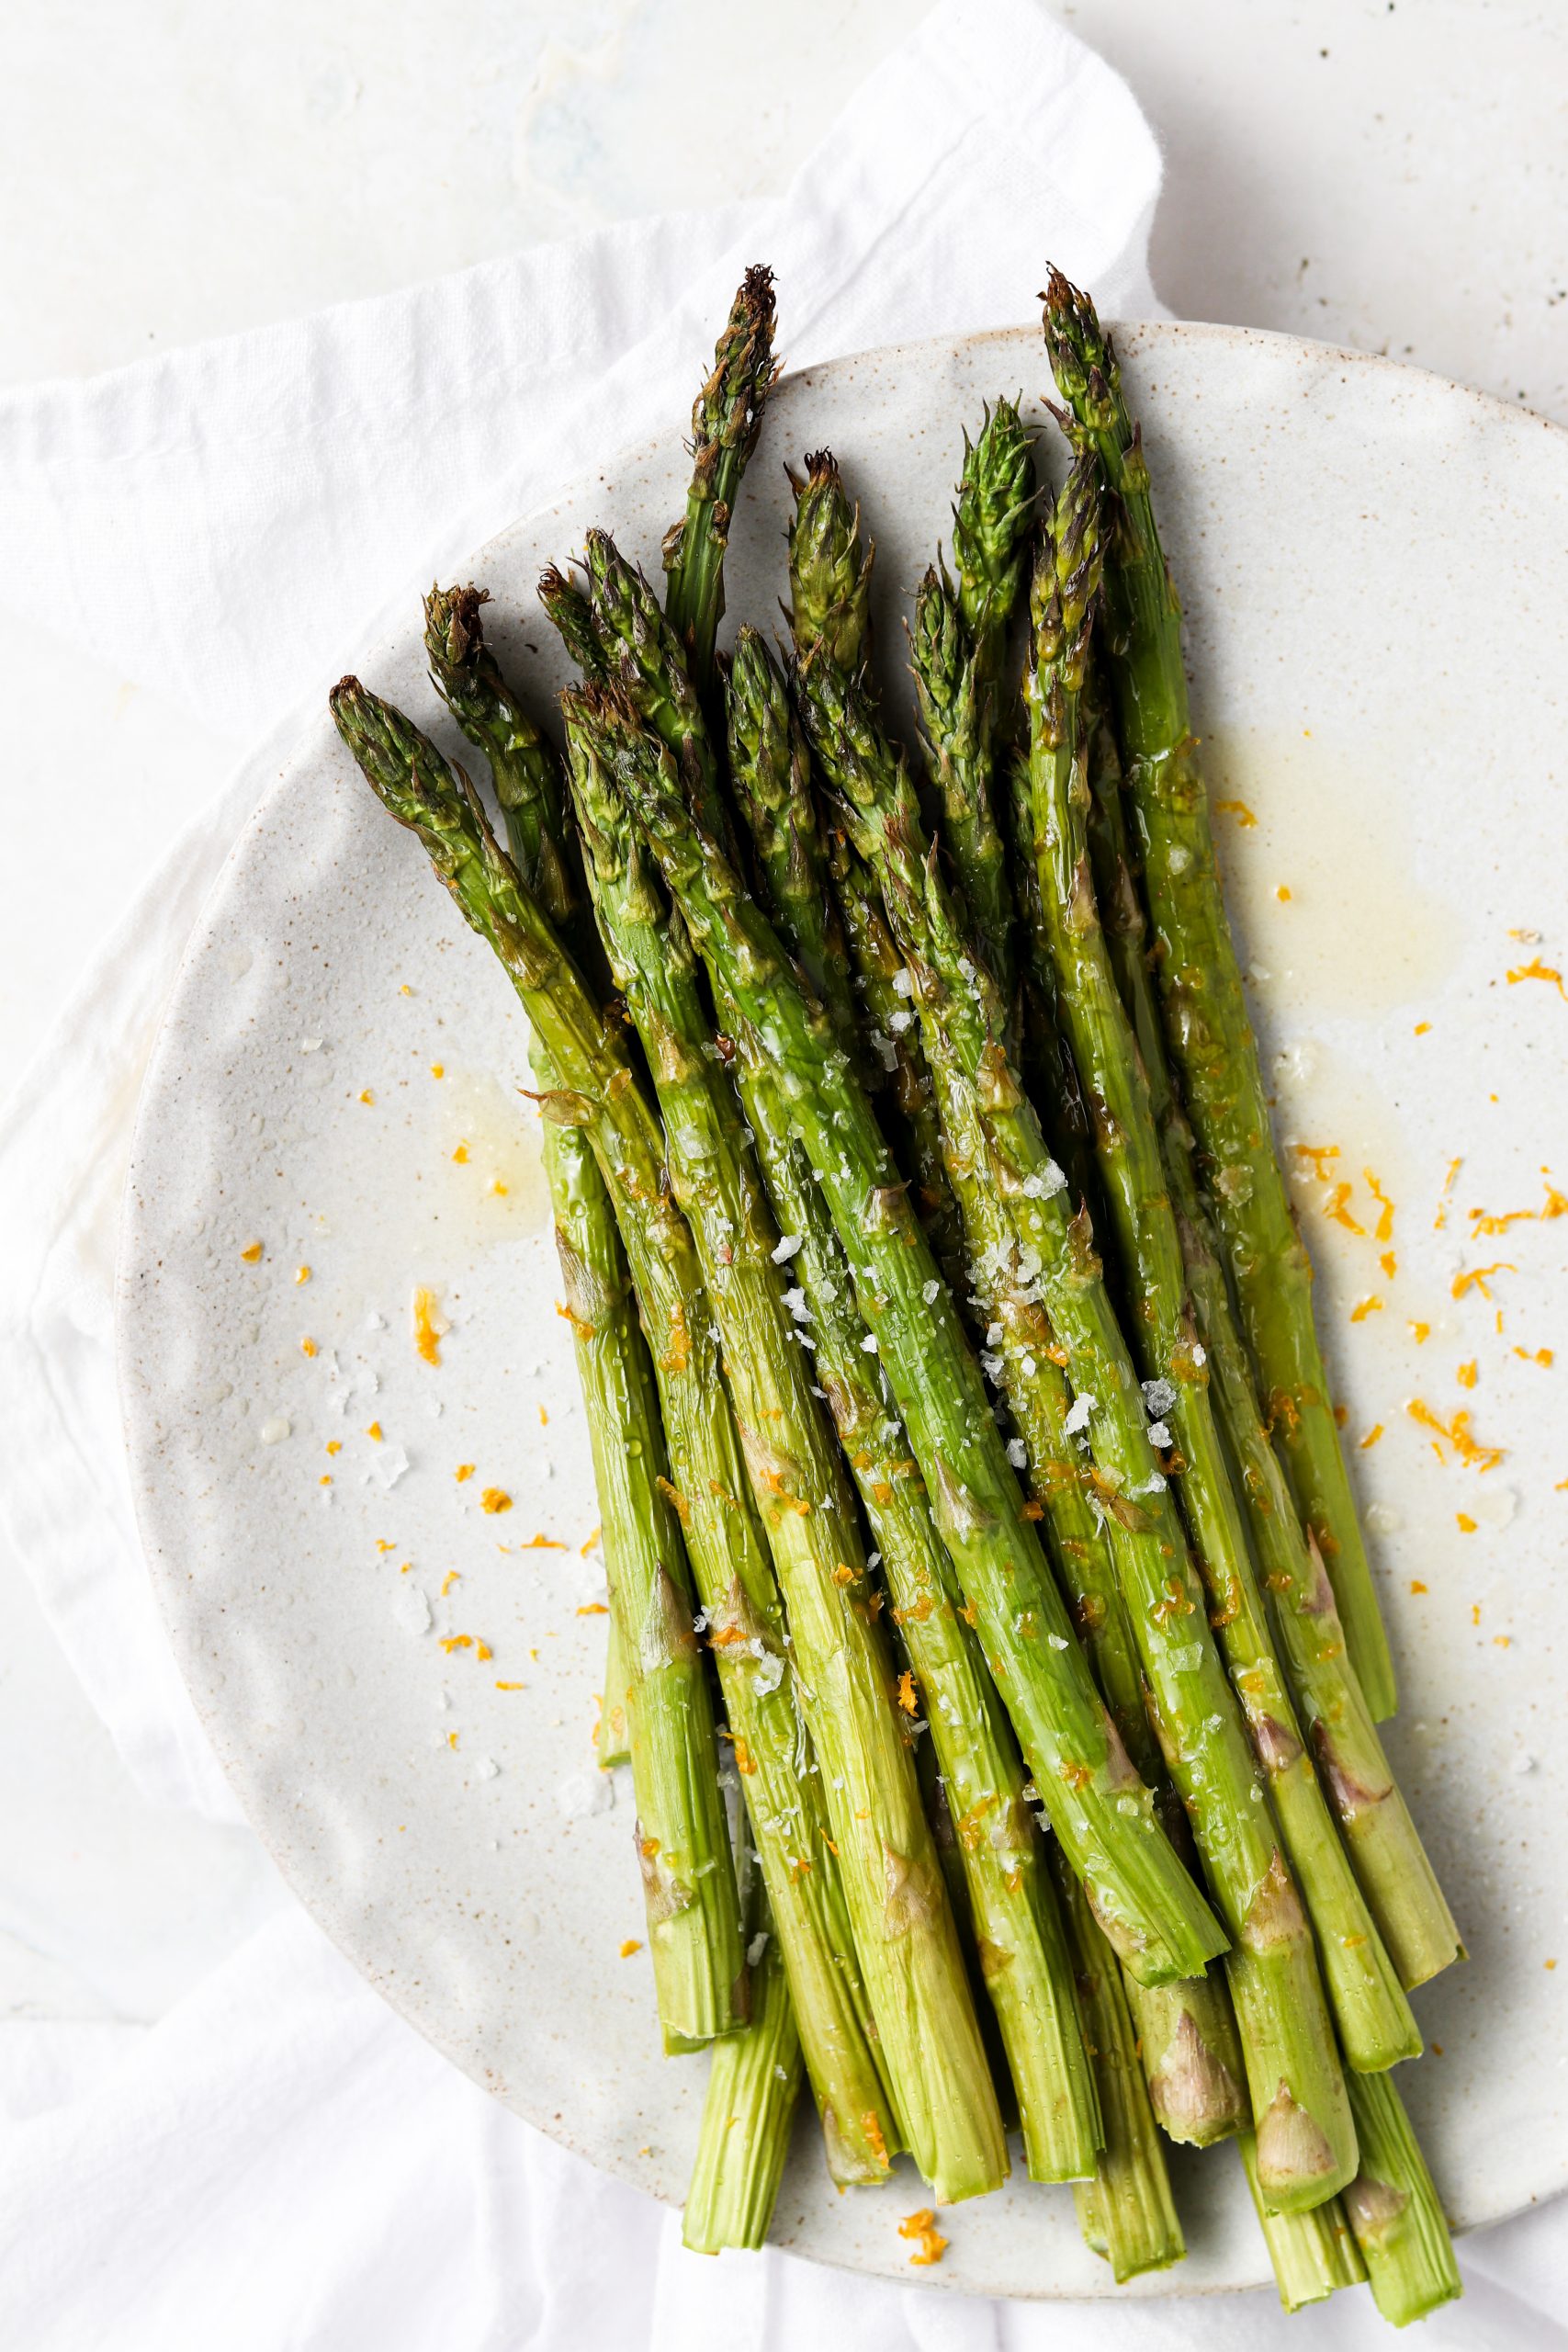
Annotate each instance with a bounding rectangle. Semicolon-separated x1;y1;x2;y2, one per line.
1022;463;1418;2072
661;265;778;699
798;652;1356;2211
787;448;873;674
1241;2136;1366;2311
725;647;1101;2182
1081;631;1461;1996
604;689;1231;1996
561;689;1007;2204
1041;267;1398;1723
1343;2069;1463;2325
683;1865;804;2254
1053;1843;1185;2281
332;675;900;2185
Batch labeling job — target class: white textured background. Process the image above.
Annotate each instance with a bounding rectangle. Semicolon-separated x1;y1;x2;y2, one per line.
1;0;1563;2087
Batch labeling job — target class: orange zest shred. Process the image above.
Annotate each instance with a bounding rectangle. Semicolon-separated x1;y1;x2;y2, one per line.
1324;1183;1365;1235
455;1464;475;1483
1290;1144;1341;1178
1405;1398;1506;1471
1409;1578;1428;1594
480;1487;513;1515
1364;1169;1395;1242
429;1063;445;1080
1213;797;1257;827
1514;1346;1555;1367
898;2210;948;2267
241;1241;264;1263
327;1441;344;1458
579;1525;602;1556
1456;1362;1478;1390
440;1634;473;1653
1349;1296;1383;1324
1451;1262;1515;1302
366;1419;383;1441
575;1602;609;1616
619;1939;642;1958
1409;1321;1430;1344
358;1089;375;1105
1414;1021;1432;1036
731;1735;756;1776
295;1265;311;1285
495;1680;525;1690
1506;956;1567;999
300;1336;317;1357
1380;1250;1397;1279
413;1285;446;1365
1434;1157;1462;1232
440;1570;460;1597
452;1142;469;1164
1359;1423;1384;1451
897;1670;918;1715
1456;1513;1477;1533
523;1532;568;1551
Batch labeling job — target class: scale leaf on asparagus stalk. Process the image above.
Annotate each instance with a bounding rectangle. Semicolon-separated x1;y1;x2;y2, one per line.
331;673;901;2187
1040;267;1399;1723
796;651;1357;2211
1021;461;1419;2074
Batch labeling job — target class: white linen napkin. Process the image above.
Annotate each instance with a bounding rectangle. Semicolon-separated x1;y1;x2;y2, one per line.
0;0;1552;2343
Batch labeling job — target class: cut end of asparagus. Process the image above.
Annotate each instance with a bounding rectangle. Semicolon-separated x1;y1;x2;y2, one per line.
1241;2132;1367;2311
1342;2070;1463;2327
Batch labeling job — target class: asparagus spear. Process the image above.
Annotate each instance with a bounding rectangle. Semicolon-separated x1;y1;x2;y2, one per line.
1342;2070;1463;2325
1053;1843;1185;2281
1022;466;1419;2073
786;448;873;675
950;394;1036;708
331;676;900;2186
1241;2135;1366;2311
1082;645;1461;1995
797;655;1356;2211
911;560;1018;1012
683;1860;804;2254
1041;268;1398;1723
561;692;1007;2204
422;592;743;2050
725;648;1101;2182
604;688;1230;1998
661;266;778;698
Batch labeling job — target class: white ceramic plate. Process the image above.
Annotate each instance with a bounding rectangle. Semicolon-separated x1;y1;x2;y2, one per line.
118;321;1568;2299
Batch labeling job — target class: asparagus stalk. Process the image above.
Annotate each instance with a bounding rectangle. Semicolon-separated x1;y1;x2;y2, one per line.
786;448;873;674
1342;2070;1463;2326
1022;467;1419;2073
561;693;1007;2204
797;656;1356;2211
1041;268;1398;1723
725;647;1101;2182
605;687;1230;1998
1053;1843;1185;2281
683;1864;804;2254
331;676;900;2185
1082;648;1461;1995
420;592;740;2050
661;266;778;698
1240;2135;1366;2311
911;560;1018;1011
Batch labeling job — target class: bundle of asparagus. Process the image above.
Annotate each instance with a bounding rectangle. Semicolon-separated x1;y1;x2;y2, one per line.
330;264;1463;2325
